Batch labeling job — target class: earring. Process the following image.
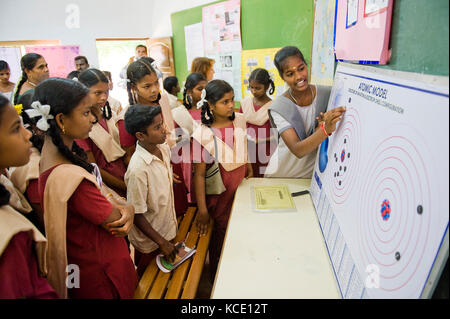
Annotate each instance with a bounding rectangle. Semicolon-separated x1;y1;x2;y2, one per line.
62;125;66;135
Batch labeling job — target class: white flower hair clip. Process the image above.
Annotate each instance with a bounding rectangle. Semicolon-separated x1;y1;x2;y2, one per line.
269;72;275;82
24;101;54;132
72;77;78;82
197;89;207;109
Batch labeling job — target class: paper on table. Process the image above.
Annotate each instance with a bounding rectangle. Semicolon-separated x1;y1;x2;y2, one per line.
253;185;296;211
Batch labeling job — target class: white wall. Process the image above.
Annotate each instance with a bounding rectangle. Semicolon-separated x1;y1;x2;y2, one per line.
0;0;214;67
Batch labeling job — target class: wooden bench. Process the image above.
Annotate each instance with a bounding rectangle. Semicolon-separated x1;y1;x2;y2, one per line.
134;206;213;299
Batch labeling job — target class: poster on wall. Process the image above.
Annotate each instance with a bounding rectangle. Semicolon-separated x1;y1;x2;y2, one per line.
334;0;393;64
208;51;242;103
311;0;336;86
310;63;449;298
185;22;205;70
240;48;284;101
202;0;241;55
0;47;22;84
25;45;80;78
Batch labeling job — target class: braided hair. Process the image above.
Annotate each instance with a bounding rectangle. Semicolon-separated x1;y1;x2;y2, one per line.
249;68;275;95
126;57;161;105
0;95;11;206
182;73;206;110
13;53;43;105
17;90;44;152
200;80;235;126
32;78;94;173
78;68;112;120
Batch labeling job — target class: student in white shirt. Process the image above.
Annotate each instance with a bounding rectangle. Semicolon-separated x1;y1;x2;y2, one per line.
124;104;178;278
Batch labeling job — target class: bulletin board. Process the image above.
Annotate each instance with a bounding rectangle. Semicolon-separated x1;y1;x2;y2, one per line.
171;0;314;99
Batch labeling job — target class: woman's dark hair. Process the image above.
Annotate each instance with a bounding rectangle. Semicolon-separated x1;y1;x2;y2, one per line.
126;56;160;105
274;46;307;78
13;53;43;105
124;105;162;137
182;73;206;110
200;80;235;126
0;60;10;72
0;95;11;206
248;68;275;95
163;76;179;94
67;70;80;80
17;90;44;153
78;68;112;120
32;78;93;173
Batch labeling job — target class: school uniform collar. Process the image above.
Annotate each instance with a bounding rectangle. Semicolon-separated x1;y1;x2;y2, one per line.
135;142;166;165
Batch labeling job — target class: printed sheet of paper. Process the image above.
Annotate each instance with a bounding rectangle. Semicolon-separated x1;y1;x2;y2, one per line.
253;185;296;211
185;23;205;70
202;0;241;55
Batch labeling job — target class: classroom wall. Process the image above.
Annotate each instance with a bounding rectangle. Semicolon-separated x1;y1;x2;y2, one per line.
0;0;214;67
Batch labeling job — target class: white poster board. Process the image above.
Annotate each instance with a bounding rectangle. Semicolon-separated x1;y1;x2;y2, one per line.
310;63;449;298
184;23;204;71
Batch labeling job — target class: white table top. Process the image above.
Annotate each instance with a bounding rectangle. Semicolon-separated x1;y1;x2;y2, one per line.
211;178;341;299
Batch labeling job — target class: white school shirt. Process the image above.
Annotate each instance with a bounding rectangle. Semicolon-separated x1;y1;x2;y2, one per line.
125;143;177;254
264;96;318;178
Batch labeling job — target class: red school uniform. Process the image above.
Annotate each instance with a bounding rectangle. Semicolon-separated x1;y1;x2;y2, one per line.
192;116;248;273
0;204;58;299
38;165;138;299
76;118;127;197
239;97;275;177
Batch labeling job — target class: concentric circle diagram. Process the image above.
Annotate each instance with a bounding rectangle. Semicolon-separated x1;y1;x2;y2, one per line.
358;126;433;297
328;99;362;206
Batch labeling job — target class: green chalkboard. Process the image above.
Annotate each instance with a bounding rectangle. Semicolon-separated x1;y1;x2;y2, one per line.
171;0;314;96
378;0;449;76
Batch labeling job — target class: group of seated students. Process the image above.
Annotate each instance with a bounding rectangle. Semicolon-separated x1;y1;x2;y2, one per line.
0;45;345;299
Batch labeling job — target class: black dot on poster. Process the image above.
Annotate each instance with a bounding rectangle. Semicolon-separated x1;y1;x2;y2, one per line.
417;205;423;215
348;153;351;158
348;97;351;103
337;172;339;177
334;172;336;177
339;181;342;186
395;252;401;261
344;138;347;144
344;166;347;172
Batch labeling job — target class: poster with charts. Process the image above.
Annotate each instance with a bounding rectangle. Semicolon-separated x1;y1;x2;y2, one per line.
240;48;284;101
25;45;80;79
334;0;393;64
311;0;336;86
310;63;449;298
202;0;241;55
208;51;242;103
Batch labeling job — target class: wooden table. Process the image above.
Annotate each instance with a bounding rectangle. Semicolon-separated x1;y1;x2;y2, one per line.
211;178;341;299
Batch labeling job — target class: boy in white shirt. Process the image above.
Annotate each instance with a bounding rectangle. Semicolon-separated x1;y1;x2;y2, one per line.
124;104;178;277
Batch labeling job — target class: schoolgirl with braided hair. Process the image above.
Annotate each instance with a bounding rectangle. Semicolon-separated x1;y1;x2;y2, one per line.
117;57;164;159
0;94;58;298
12;53;49;105
239;68;276;177
32;78;137;298
192;79;253;276
76;68;128;197
8;90;47;232
170;73;207;205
